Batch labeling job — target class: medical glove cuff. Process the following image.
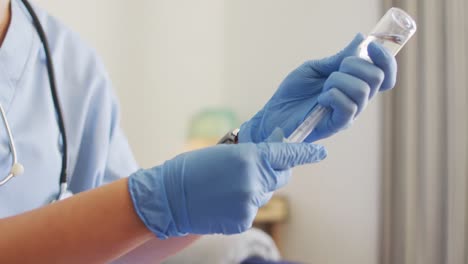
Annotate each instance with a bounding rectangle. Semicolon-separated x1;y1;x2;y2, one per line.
128;168;188;239
238;113;266;143
238;122;254;143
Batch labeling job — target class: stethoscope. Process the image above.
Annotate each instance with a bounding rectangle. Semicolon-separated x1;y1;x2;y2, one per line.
0;0;70;202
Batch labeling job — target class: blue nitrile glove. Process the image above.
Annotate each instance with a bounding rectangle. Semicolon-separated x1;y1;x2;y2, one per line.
128;138;326;239
239;33;397;143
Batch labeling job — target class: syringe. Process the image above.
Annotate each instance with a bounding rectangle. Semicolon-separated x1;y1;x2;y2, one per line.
286;7;417;143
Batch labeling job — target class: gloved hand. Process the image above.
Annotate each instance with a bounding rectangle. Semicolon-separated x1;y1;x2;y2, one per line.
239;33;397;143
128;139;326;239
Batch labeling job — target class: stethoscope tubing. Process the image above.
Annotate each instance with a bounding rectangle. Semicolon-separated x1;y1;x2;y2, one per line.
0;104;19;186
0;0;69;202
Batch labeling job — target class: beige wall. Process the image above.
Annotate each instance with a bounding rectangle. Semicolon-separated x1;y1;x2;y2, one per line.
36;0;382;262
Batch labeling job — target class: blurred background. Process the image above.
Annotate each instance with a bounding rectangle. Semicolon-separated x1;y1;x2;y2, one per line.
34;0;468;263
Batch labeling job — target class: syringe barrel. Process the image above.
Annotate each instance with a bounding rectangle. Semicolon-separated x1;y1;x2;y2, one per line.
286;8;416;143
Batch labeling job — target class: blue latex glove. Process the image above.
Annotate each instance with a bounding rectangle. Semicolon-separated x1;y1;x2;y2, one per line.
128;139;326;239
239;33;397;143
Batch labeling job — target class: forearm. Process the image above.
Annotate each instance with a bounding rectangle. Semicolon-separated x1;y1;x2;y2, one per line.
115;235;200;263
0;178;191;263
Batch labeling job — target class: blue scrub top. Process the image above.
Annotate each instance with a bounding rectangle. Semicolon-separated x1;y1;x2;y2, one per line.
0;0;138;217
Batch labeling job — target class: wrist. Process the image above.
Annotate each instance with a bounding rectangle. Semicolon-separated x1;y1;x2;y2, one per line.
237;114;265;143
128;168;187;239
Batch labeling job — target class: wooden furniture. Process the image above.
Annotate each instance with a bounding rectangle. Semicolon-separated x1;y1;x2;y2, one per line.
254;195;289;253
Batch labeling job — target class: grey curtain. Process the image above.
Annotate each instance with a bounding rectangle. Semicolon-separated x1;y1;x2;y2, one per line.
380;0;468;264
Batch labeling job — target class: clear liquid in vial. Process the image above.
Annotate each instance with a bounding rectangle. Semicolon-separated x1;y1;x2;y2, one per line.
359;33;405;60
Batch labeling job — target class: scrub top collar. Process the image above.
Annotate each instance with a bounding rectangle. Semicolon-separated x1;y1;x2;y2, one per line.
0;0;35;110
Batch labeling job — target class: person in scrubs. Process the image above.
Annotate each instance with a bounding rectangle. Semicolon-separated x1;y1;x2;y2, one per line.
0;0;397;263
